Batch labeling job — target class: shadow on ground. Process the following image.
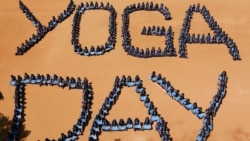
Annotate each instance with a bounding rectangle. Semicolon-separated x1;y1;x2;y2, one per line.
19;124;31;141
0;113;12;141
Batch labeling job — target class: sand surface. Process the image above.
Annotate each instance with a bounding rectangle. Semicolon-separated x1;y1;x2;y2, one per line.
0;0;250;140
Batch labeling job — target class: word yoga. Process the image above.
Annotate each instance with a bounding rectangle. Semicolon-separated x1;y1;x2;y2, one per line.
9;71;228;141
16;0;240;60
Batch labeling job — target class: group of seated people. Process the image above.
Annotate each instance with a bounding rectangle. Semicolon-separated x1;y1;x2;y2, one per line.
10;73;90;90
47;0;75;31
164;26;176;57
185;33;228;44
90;116;157;138
141;26;166;36
155;117;172;141
8;72;227;141
140;25;177;57
123;2;171;19
150;71;205;119
19;0;42;29
196;71;227;141
122;2;173;58
56;80;93;141
71;2;117;56
9;74;94;141
16;0;75;55
125;46;175;58
89;75;171;141
8;81;25;141
179;3;240;60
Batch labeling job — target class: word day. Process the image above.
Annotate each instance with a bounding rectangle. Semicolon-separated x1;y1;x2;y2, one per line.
9;71;227;141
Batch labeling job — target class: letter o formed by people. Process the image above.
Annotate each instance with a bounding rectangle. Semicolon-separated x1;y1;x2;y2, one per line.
71;2;117;56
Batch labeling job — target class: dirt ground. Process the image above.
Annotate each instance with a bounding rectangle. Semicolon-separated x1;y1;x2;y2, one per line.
0;0;250;140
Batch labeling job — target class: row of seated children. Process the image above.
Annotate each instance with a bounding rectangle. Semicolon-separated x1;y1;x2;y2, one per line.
150;71;205;119
10;73;89;90
196;71;227;141
8;81;25;141
141;26;166;36
123;2;171;19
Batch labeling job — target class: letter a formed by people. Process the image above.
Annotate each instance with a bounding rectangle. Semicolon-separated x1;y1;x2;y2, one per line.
89;75;172;141
179;3;240;60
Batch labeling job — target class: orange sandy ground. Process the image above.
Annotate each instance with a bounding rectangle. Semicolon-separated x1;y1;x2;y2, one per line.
0;0;250;140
